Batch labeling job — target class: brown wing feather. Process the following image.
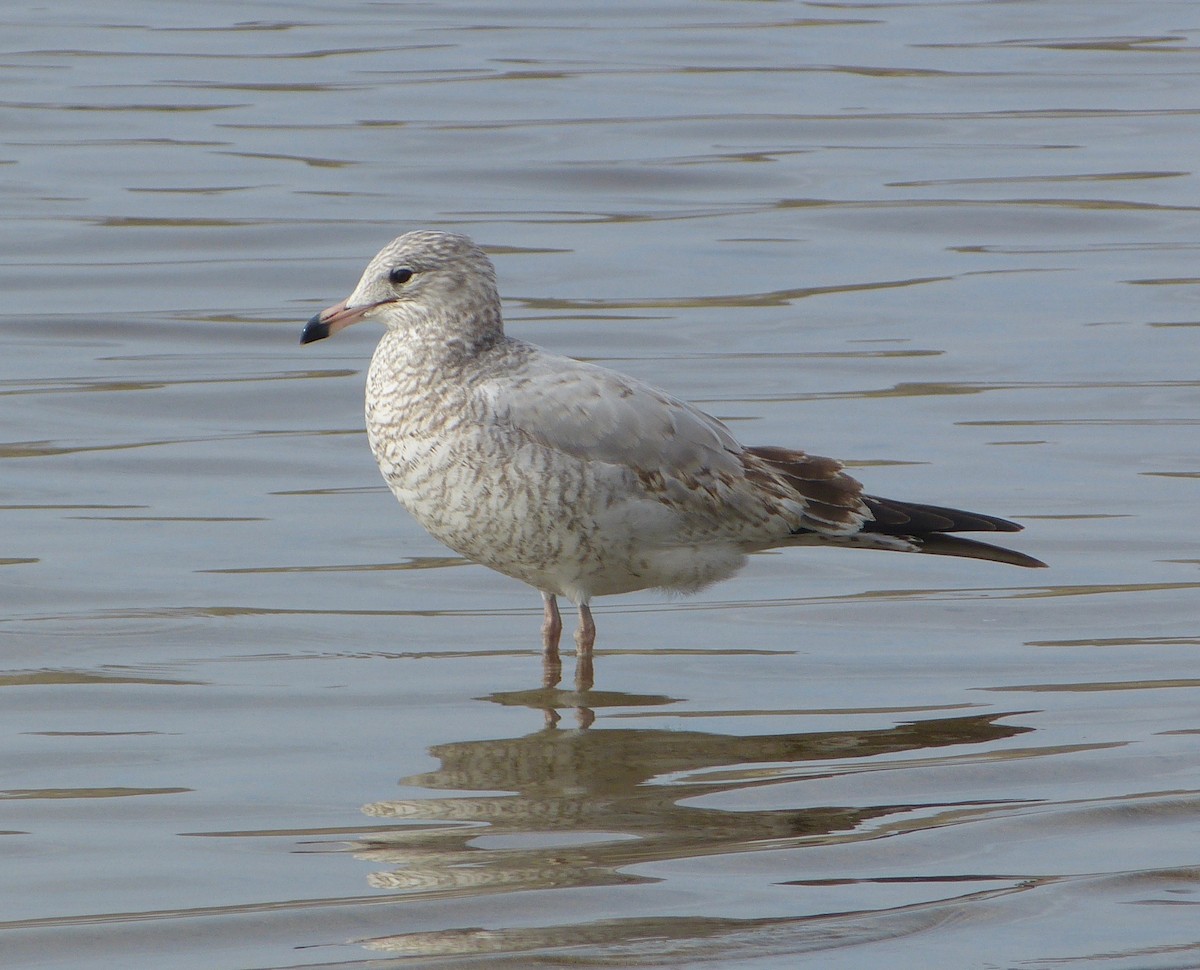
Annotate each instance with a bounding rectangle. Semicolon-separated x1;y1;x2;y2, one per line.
741;445;867;533
744;445;1045;568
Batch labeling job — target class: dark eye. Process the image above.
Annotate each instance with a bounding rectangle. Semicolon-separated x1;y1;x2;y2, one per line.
388;267;414;286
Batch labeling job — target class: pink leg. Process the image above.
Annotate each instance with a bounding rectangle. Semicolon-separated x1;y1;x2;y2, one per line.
541;592;563;652
575;603;595;656
574;603;595;694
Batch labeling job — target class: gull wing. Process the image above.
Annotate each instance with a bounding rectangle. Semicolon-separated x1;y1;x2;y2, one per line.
472;349;870;536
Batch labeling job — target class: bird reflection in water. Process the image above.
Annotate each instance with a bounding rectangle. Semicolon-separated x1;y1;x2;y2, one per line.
349;707;1032;958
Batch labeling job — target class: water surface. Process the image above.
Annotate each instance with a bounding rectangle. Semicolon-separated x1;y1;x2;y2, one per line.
3;2;1199;968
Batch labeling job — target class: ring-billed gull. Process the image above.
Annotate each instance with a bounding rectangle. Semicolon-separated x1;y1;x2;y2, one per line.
301;231;1044;667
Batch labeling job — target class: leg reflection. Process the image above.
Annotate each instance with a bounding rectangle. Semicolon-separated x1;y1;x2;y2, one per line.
541;592;563;691
573;603;595;726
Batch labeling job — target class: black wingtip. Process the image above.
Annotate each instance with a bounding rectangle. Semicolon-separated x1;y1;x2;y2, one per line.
863;495;1027;535
916;533;1047;568
857;495;1043;567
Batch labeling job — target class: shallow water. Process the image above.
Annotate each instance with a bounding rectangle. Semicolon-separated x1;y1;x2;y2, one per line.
3;2;1200;968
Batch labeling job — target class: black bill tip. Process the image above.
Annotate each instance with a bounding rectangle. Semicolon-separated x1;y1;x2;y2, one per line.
300;313;331;345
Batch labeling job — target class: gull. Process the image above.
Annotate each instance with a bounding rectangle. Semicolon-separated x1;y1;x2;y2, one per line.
301;231;1044;674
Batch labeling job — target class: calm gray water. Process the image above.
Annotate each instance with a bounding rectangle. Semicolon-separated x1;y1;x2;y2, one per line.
3;2;1199;968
